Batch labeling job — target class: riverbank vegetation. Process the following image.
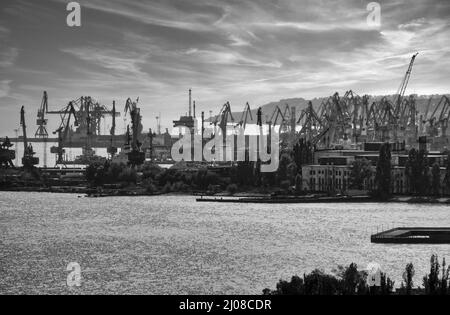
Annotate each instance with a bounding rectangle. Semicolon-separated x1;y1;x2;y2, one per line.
2;141;450;199
263;255;449;295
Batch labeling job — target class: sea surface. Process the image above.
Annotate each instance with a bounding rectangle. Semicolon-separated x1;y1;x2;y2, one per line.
0;192;449;295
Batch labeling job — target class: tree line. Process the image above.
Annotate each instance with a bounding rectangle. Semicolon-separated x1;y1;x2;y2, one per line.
264;255;449;295
351;143;450;198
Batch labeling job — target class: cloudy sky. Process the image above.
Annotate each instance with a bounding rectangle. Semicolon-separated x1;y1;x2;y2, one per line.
0;0;449;136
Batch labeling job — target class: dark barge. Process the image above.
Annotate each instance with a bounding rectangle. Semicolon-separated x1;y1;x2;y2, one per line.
371;227;450;244
196;195;373;204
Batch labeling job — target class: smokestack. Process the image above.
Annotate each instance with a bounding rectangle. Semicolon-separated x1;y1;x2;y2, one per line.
189;89;192;117
193;101;196;118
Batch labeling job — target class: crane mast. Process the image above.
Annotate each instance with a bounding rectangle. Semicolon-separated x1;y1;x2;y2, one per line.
20;106;39;169
395;53;419;114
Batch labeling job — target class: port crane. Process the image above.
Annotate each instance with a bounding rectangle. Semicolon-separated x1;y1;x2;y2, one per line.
267;105;285;133
297;101;323;141
52;102;79;165
395;53;419;116
211;102;234;136
107;101;118;157
44;92;121;141
236;102;253;129
35;91;49;138
35;91;50;166
124;98;145;166
427;95;450;136
20;106;39;169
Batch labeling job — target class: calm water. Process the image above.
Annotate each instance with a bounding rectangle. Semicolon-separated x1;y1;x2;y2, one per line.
0;192;449;295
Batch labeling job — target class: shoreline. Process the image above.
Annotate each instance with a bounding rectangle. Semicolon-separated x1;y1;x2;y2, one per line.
1;187;450;204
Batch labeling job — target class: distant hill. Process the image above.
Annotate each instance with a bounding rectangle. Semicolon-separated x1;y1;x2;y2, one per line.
223;94;449;124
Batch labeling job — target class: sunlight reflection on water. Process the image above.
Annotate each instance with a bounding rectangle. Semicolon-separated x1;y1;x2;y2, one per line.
0;192;449;294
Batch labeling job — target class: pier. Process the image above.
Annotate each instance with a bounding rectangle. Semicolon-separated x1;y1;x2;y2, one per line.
371;227;450;244
196;195;373;204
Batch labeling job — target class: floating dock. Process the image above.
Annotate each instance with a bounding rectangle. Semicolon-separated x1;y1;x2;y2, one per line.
196;195;373;204
371;227;450;244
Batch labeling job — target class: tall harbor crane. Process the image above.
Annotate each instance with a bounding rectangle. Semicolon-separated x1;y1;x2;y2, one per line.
125;98;145;166
267;105;285;133
297;101;323;141
107;101;118;157
395;53;419;116
52;102;79;165
35;91;49;138
211;102;234;136
236;102;253;129
35;91;49;167
427;95;450;136
20;106;39;169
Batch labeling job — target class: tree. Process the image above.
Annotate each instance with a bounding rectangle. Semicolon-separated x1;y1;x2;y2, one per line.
379;272;395;295
226;184;238;195
445;154;450;195
293;139;314;170
431;163;441;196
423;255;440;295
118;167;137;184
405;149;429;195
375;143;391;199
287;162;298;185
402;263;415;295
277;153;292;184
349;158;373;190
295;174;303;195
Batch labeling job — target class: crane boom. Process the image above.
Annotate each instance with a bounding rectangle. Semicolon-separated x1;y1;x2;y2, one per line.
395;53;419;114
20;106;28;152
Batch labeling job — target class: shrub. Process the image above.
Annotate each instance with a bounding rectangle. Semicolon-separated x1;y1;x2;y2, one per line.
118;167;137;184
162;183;172;194
280;180;291;191
227;184;238;195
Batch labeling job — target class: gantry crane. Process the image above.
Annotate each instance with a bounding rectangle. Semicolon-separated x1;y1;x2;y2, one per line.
52;102;79;165
46;94;121;140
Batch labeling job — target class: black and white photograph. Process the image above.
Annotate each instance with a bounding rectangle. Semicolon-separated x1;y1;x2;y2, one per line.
1;0;450;301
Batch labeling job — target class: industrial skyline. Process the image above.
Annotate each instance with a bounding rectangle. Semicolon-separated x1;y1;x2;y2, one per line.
1;0;450;136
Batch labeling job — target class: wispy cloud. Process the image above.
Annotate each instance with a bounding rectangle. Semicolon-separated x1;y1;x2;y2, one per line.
61;47;148;74
0;0;450;135
0;47;18;68
0;80;12;98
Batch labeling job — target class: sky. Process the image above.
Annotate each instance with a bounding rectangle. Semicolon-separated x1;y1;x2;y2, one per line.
1;0;450;137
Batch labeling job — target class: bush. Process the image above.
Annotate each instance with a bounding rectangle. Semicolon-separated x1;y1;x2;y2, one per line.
143;178;157;194
140;163;163;180
280;180;291;191
227;184;238;195
162;183;172;194
107;163;126;183
118;168;137;184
